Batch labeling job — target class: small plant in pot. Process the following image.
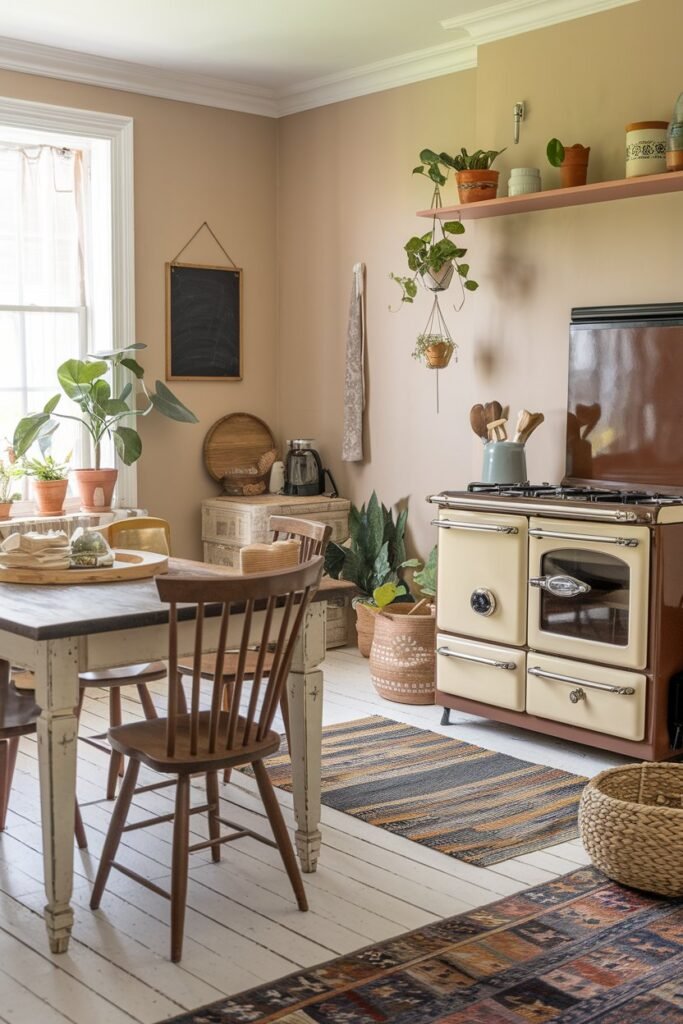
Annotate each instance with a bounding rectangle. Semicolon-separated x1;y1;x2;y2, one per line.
0;451;23;521
413;333;455;369
414;147;506;203
390;221;479;303
14;343;197;512
21;445;71;517
324;491;420;657
547;138;591;188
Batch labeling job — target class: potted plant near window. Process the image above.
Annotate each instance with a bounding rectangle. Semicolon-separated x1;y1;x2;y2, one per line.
0;452;23;521
13;343;197;512
21;448;71;517
324;491;420;657
414;147;506;203
547;138;591;187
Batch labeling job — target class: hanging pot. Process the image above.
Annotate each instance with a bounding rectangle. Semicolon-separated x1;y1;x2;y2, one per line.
421;261;455;292
456;169;499;203
33;479;69;516
72;468;118;512
424;341;454;369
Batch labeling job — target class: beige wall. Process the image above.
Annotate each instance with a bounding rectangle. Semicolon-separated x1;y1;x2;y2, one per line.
0;69;277;557
276;0;683;559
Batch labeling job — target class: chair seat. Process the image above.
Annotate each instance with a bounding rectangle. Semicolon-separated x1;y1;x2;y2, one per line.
109;711;281;774
0;684;40;739
79;662;167;687
178;650;275;681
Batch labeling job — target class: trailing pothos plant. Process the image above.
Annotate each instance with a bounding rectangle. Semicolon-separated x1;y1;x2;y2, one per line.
13;343;197;468
390;220;478;305
324;491;420;607
413;146;506;186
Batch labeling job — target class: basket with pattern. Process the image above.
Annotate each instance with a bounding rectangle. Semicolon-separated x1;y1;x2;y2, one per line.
369;602;436;705
579;763;683;897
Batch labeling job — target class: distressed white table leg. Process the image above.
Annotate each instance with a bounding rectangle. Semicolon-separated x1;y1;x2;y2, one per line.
33;637;80;953
287;601;326;872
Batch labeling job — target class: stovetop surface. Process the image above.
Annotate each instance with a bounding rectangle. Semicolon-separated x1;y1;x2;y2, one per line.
464;483;683;506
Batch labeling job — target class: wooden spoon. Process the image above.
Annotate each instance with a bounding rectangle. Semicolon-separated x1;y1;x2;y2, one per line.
514;409;531;443
484;401;503;429
518;412;545;444
487;418;508;442
576;402;601;440
469;404;489;444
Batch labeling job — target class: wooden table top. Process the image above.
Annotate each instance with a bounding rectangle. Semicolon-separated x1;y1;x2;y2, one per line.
0;558;357;641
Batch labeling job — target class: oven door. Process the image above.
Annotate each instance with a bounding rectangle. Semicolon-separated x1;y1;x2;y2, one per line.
435;509;527;646
527;517;650;670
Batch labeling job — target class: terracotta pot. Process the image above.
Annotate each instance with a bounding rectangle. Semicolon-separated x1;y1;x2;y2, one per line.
559;145;590;187
0;501;13;521
72;468;118;512
456;169;499;203
369;606;436;705
355;601;415;658
424;342;454;369
33;478;69;517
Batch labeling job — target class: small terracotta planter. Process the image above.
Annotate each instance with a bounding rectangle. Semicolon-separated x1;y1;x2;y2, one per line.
560;145;590;187
0;501;13;521
72;468;118;512
456;169;500;203
424;342;454;369
33;479;69;517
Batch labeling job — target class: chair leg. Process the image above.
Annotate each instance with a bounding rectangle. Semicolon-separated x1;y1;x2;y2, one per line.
136;683;158;720
0;738;19;831
74;799;88;850
171;775;190;963
252;760;308;912
106;688;125;799
206;771;221;863
90;759;140;910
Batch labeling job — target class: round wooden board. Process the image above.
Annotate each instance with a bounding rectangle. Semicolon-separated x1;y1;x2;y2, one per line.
0;549;168;585
203;412;277;482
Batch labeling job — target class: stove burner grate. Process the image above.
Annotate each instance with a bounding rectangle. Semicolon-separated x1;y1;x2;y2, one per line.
464;482;683;506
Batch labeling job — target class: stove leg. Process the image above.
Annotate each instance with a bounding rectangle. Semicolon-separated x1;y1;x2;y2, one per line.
440;707;451;726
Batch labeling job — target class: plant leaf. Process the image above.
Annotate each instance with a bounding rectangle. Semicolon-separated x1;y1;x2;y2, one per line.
149;381;198;423
43;394;61;415
113;426;142;466
443;220;465;235
547;137;565;167
464;280;479;291
57;359;108;399
120;358;145;379
366;492;385;560
13;412;52;457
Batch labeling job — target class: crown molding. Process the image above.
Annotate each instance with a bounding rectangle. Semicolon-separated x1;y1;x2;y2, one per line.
441;0;639;46
0;36;279;118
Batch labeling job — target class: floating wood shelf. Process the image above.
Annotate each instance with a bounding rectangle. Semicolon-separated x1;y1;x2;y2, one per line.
417;170;683;220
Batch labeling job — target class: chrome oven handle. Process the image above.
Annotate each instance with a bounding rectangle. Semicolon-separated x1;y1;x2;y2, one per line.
529;528;639;548
528;665;636;696
529;574;591;597
431;519;519;535
437;647;517;671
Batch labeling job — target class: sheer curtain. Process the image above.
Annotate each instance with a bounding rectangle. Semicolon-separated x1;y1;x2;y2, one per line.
0;143;91;487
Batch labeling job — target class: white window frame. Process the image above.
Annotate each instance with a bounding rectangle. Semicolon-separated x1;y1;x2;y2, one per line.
0;95;137;507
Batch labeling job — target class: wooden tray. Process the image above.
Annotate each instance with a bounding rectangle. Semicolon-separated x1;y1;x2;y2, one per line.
0;549;168;585
203;412;277;483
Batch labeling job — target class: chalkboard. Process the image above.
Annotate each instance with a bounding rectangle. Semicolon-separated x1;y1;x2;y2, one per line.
165;262;242;380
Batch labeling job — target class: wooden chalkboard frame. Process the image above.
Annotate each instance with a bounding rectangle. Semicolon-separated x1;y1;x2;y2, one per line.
165;261;243;381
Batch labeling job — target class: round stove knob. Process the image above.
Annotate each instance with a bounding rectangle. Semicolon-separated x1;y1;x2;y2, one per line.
470;588;496;616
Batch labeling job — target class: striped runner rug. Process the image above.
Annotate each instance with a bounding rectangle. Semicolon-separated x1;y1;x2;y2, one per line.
257;716;587;867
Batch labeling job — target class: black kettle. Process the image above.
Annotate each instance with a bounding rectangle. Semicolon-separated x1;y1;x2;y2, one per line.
284;439;338;497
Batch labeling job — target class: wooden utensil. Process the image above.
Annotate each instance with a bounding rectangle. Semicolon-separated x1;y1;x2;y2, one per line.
487;418;508;442
517;412;545;444
576;402;601;440
514;409;531;442
484;401;503;429
469;404;489;443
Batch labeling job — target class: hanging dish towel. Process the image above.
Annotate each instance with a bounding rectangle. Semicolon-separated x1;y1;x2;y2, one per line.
342;262;366;462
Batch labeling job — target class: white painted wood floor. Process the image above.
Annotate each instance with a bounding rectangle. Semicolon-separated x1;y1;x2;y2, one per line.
0;645;627;1024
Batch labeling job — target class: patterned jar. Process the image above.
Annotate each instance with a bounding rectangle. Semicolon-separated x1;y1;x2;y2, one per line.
625;121;668;177
507;167;542;196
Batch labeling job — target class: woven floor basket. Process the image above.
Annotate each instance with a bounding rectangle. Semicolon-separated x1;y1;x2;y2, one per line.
355;602;414;658
579;763;683;897
369;607;436;705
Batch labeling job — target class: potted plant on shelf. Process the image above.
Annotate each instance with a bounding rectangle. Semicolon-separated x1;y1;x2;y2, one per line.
414;147;506;203
13;343;197;512
324;491;420;657
21;447;71;517
547;138;591;187
390;221;479;302
0;451;23;521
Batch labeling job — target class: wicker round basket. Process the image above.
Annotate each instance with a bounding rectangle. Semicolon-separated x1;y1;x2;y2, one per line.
369;605;436;705
355;602;414;658
579;763;683;897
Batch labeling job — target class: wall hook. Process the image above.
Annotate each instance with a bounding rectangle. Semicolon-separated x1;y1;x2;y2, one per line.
513;102;525;144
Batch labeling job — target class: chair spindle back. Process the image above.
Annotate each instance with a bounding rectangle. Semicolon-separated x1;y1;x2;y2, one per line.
269;516;332;563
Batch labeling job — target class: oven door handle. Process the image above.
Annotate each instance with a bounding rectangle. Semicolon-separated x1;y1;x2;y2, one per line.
529;574;591;597
529;528;639;548
437;647;517;671
528;665;636;697
431;519;519;535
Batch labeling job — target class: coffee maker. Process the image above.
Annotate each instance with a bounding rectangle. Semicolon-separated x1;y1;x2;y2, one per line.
284;440;338;497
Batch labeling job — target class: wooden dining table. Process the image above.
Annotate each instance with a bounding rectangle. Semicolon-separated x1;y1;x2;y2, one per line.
0;557;355;954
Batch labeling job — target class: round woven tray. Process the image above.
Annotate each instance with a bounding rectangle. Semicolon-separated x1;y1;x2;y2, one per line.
579;763;683;896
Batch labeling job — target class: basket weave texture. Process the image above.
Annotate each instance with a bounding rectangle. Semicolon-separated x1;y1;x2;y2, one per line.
369;607;436;705
355;602;414;658
579;763;683;897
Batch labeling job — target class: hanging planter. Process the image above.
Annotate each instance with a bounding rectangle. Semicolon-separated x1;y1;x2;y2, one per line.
422;261;455;292
423;339;454;369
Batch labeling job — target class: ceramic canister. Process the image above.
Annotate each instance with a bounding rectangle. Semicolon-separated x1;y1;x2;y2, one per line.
507;167;542;196
666;92;683;171
481;442;527;485
625;121;668;177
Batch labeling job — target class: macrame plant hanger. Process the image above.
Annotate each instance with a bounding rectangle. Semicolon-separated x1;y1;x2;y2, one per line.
421;293;457;414
170;221;239;269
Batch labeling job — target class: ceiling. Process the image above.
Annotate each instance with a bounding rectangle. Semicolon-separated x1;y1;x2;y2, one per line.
0;0;638;116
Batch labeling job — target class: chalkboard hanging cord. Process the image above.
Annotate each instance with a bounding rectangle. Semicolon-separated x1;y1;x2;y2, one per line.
170;221;238;268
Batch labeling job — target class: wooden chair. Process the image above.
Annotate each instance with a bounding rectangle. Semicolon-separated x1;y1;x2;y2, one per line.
0;660;87;847
90;555;325;962
78;516;171;798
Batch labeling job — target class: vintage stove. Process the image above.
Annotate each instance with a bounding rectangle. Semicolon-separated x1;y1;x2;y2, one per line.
429;304;683;761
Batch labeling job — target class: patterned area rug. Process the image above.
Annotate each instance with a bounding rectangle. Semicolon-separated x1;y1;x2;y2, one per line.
249;716;587;866
160;867;683;1023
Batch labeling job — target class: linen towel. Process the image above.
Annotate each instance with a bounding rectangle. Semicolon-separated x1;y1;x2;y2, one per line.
342;262;366;462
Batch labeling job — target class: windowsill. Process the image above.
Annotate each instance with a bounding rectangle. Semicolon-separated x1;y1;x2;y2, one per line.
0;502;143;531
